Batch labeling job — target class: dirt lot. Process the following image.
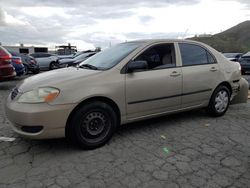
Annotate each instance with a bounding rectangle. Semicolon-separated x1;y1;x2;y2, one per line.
0;75;250;188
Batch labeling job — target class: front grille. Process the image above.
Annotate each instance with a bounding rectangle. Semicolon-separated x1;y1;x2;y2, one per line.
11;87;19;100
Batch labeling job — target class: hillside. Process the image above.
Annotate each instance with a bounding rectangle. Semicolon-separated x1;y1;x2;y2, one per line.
191;21;250;53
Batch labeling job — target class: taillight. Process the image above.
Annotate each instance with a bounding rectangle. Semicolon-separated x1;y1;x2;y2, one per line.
0;55;12;65
12;57;22;64
30;59;37;64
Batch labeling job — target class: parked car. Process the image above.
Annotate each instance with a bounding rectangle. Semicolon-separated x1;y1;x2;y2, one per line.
223;53;243;62
58;51;93;60
59;52;97;67
11;56;25;76
0;46;16;81
30;53;59;70
57;54;76;60
5;39;249;149
9;51;40;75
239;52;250;74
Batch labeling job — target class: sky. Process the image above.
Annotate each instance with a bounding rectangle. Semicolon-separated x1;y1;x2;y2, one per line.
0;0;250;50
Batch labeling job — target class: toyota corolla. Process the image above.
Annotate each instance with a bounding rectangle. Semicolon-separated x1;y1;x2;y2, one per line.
5;40;249;149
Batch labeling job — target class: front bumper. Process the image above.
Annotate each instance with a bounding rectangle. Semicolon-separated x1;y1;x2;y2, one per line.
5;95;76;139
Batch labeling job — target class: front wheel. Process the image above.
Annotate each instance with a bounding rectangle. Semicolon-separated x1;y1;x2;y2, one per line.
32;69;40;74
67;101;118;149
207;85;230;117
23;64;28;75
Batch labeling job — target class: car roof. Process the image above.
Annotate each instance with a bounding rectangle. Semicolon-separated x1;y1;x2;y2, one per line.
31;52;53;55
126;39;199;43
124;39;213;48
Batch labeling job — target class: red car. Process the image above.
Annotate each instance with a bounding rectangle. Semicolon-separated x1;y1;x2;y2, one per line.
0;46;16;81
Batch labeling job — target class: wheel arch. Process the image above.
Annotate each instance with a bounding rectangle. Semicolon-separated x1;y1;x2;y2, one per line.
215;81;232;95
65;96;121;136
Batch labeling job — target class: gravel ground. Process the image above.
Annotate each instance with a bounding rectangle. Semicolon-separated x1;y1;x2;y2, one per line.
0;75;250;188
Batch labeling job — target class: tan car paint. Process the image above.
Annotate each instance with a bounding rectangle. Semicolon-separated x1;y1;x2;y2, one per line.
5;39;249;139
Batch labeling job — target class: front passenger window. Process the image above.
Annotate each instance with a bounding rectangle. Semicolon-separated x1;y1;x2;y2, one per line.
134;43;176;71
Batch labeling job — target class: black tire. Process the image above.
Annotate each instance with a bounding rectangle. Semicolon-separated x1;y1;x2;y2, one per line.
207;85;230;117
49;61;59;70
67;101;118;149
23;64;28;75
32;69;40;74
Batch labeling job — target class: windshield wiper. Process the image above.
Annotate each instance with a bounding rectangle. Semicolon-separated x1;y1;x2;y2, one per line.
79;64;98;70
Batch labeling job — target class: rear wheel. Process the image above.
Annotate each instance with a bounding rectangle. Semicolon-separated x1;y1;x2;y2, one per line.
67;101;118;149
49;61;59;70
207;85;230;117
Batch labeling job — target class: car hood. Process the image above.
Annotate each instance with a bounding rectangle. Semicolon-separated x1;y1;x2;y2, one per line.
17;67;101;92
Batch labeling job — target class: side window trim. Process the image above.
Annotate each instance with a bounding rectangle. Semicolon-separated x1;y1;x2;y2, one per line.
178;42;217;67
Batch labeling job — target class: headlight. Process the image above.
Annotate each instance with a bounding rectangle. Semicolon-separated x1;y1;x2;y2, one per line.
17;87;60;103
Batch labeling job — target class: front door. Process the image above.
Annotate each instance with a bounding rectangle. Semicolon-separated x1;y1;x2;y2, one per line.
125;43;182;120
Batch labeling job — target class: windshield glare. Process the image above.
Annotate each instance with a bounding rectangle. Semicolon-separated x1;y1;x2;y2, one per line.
79;42;142;70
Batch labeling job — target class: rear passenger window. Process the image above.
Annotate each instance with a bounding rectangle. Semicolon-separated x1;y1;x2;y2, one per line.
41;54;51;58
179;43;216;66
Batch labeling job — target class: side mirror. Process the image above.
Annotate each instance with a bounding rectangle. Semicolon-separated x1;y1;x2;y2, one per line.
127;60;148;73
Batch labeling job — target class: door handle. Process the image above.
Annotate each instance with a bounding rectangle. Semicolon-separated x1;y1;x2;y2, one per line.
170;71;181;77
210;67;218;72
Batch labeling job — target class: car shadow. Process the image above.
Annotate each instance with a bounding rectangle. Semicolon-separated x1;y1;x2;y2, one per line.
117;108;209;134
15;108;210;152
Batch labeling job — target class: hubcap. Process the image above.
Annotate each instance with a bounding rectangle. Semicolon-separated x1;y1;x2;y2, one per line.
215;90;229;113
81;111;110;141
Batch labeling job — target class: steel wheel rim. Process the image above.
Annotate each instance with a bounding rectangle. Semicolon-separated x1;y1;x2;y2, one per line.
80;111;111;142
215;90;229;113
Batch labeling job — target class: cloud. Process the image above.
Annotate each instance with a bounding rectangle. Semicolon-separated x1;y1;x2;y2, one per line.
0;0;249;50
138;16;154;24
0;8;6;26
1;0;199;49
0;0;199;8
220;0;250;8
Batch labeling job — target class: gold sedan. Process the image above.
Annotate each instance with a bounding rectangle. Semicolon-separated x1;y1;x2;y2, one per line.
5;39;249;149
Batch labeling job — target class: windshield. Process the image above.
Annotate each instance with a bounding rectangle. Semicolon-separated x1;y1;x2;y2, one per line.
79;42;142;70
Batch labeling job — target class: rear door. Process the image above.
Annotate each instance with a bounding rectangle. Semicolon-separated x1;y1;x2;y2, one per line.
37;54;51;69
178;43;221;108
